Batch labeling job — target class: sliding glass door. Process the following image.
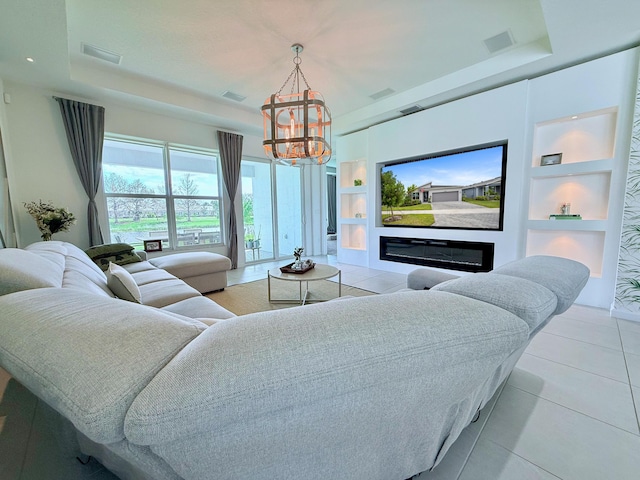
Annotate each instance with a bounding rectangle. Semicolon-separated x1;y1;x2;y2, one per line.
276;164;302;258
240;159;302;263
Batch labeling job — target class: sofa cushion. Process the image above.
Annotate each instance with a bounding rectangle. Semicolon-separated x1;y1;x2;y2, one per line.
138;279;201;308
129;268;178;286
85;243;142;271
149;252;231;278
107;262;142;303
0;288;206;444
492;255;590;315
431;273;558;334
161;295;236;321
121;260;160;275
24;241;68;271
0;248;63;295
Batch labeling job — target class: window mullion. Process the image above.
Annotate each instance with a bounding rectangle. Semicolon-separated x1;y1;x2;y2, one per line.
164;143;178;248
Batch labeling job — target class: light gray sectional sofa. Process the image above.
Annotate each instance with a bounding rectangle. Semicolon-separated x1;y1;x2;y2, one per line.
0;241;589;480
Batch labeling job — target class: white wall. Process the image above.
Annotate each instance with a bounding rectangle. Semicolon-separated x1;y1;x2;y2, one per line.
1;81;264;250
0;78;17;247
364;81;529;273
525;49;638;308
337;48;639;309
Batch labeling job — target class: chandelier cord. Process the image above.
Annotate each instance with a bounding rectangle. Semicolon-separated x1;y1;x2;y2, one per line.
275;52;312;97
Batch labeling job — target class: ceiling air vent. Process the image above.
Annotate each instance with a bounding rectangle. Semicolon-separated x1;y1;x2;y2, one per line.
400;105;422;116
370;88;395;100
222;90;247;102
81;43;122;65
483;30;515;54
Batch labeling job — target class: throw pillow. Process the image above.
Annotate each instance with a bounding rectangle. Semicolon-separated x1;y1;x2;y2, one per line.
85;243;142;271
106;262;142;303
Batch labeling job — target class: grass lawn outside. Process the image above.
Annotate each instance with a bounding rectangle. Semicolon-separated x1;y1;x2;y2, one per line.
387;204;434;211
381;213;435;226
462;199;500;208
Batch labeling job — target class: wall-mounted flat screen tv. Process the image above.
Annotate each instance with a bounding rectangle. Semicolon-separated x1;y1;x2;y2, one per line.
379;141;507;231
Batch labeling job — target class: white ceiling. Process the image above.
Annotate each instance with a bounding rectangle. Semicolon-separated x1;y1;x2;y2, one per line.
1;0;640;138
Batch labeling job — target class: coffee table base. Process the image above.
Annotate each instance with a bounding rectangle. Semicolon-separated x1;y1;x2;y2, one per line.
268;266;342;305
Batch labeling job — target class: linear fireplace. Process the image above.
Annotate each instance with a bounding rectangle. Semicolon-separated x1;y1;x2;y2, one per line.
380;236;494;273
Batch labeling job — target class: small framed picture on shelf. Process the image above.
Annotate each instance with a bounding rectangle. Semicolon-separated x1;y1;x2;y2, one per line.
540;153;562;166
143;239;163;252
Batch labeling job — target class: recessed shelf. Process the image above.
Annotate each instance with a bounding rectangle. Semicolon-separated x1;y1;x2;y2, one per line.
528;171;611;221
340;192;367;219
531;158;614;178
339;218;367;225
340;159;367;189
527;219;607;231
531;107;617;168
338;150;368;261
526;229;604;277
340;224;367;250
526;106;617;283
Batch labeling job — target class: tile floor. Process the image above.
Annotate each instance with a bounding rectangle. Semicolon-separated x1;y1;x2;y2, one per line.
1;255;639;479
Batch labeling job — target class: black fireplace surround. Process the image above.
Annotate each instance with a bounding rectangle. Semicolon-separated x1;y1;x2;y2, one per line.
380;236;494;273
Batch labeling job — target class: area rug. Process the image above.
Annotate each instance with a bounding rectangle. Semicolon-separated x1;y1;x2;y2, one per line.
207;278;375;315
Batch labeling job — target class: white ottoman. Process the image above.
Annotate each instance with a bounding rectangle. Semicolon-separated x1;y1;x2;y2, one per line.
149;252;232;293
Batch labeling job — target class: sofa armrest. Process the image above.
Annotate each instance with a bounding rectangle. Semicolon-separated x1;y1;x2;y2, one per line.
0;288;206;444
407;267;460;290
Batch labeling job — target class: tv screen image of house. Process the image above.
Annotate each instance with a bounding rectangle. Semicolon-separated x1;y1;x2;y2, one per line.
379;141;507;230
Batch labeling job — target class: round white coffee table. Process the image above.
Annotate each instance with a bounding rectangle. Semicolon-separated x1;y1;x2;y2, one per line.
268;263;342;305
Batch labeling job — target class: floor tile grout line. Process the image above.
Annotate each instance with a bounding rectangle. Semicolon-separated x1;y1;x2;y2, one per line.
554;314;620;331
506;383;640;437
539;330;623;353
521;351;632;386
615;317;640;435
455;381;509;479
480;437;564;480
18;397;40;480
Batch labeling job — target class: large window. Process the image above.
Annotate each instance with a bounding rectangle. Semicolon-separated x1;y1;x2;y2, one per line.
102;137;223;250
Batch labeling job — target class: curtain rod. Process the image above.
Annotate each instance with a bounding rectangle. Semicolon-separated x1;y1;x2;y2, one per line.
52;96;105;108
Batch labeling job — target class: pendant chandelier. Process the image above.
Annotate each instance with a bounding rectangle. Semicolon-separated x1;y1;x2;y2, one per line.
261;44;332;166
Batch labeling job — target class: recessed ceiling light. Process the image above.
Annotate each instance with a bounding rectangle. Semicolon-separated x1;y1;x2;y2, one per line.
26;57;34;63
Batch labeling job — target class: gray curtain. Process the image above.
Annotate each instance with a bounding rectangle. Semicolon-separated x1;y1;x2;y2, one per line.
217;130;243;268
55;97;105;246
327;174;337;234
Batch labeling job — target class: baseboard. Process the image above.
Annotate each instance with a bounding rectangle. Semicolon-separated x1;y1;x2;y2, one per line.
610;307;640;323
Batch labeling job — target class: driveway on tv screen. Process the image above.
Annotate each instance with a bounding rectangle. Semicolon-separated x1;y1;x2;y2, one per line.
383;201;499;229
429;200;499;228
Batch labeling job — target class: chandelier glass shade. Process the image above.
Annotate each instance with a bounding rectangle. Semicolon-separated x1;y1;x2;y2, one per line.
262;44;332;166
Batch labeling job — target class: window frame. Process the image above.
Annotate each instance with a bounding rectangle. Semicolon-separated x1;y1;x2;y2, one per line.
101;135;225;251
